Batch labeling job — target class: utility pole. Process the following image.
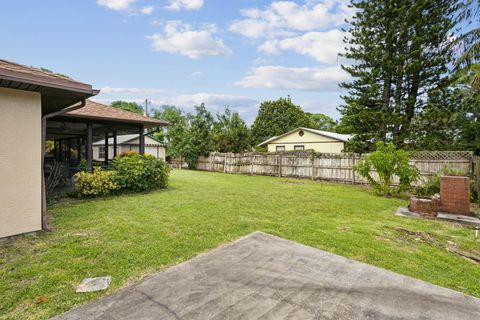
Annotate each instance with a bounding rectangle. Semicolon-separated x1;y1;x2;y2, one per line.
144;99;151;117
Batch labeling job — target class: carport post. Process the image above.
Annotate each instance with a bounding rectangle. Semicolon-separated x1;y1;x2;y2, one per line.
113;131;117;158
139;125;145;155
104;132;109;166
77;137;81;163
86;121;93;172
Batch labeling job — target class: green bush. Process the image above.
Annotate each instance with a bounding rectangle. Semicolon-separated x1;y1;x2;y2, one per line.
111;153;170;192
415;166;477;203
74;167;119;197
354;142;420;196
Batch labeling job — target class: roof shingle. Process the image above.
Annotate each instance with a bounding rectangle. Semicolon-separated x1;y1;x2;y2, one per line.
64;100;168;127
0;59;95;93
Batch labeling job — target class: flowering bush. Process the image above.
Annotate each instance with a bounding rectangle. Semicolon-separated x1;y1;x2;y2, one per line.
119;150;139;157
74;167;119;197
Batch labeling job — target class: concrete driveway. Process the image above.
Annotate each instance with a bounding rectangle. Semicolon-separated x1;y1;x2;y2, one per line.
54;231;480;320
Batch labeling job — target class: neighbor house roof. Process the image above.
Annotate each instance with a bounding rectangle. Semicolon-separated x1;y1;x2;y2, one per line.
0;59;99;112
64;100;169;127
258;127;351;146
93;134;164;146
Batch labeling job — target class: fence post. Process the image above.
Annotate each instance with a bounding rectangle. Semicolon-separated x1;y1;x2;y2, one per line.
476;157;480;206
278;154;282;177
224;153;227;173
250;153;254;175
470;155;474;181
311;155;315;180
352;153;356;184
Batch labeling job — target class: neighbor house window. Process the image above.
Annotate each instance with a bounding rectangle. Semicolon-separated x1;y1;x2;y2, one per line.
294;145;305;151
99;146;105;159
276;146;285;152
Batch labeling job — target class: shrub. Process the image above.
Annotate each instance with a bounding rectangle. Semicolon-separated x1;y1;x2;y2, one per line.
119;150;139;157
111;153;170;192
415;166;477;202
74;167;119;197
354;142;420;196
76;159;89;172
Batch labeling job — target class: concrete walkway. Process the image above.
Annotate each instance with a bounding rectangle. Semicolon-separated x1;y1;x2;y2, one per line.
54;232;480;320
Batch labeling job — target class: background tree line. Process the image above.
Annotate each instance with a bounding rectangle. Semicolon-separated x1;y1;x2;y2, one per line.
149;98;338;168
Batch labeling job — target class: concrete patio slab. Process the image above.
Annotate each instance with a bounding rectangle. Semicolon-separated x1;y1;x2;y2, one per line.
53;231;480;320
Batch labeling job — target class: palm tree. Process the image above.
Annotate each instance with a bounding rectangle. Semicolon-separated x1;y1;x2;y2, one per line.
453;0;480;90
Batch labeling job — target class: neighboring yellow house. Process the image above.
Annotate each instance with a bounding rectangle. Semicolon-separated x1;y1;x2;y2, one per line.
258;127;351;153
93;134;166;161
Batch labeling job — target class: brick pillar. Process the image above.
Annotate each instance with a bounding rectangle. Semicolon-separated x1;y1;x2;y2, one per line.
439;176;471;215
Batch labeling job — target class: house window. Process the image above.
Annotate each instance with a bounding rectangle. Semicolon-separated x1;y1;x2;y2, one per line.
294;145;305;151
99;146;105;159
298;130;304;137
276;146;285;152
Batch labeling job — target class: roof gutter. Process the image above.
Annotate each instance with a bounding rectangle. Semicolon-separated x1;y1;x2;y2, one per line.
41;99;87;232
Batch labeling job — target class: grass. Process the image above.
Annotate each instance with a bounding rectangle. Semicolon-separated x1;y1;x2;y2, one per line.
1;170;479;319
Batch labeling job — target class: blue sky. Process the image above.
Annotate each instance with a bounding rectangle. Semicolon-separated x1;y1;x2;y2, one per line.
0;0;353;123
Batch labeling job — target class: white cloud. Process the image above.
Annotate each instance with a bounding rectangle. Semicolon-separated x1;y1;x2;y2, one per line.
229;0;351;39
191;71;203;76
148;21;232;59
100;86;164;95
166;0;204;11
236;65;348;91
158;93;259;123
96;0;136;11
140;6;154;14
259;29;345;64
154;93;257;109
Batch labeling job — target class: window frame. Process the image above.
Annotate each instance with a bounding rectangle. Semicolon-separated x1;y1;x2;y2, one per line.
294;145;305;151
275;145;286;152
99;146;106;159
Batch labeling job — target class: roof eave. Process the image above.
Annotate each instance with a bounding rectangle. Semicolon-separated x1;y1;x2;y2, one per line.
0;69;96;95
62;114;168;127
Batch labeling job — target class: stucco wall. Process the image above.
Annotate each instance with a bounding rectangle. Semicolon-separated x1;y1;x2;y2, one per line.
0;87;42;238
267;130;345;153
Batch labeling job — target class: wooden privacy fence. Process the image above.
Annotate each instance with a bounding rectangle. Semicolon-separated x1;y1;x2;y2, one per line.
171;151;474;186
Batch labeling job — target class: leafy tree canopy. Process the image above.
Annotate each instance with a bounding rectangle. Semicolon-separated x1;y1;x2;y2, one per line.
339;0;460;152
152;105;187;157
212;107;251;153
251;97;312;146
111;101;143;115
181;104;215;168
307;113;338;131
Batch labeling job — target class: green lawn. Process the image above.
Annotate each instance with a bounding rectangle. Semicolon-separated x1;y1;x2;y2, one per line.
1;170;479;319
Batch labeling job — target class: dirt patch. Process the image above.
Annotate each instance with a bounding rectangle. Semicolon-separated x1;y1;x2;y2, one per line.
446;244;480;264
384;226;480;264
278;180;304;185
383;226;440;246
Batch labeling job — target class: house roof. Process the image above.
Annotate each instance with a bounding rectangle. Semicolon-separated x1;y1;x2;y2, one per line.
93;134;164;146
0;59;99;112
258;127;351;146
64;100;169;127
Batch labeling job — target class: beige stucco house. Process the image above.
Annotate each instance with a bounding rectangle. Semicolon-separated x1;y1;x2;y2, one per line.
93;134;165;161
0;59;98;238
258;127;351;153
0;59;168;239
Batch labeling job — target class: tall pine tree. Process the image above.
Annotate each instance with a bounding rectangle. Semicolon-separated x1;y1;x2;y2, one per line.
339;0;461;152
